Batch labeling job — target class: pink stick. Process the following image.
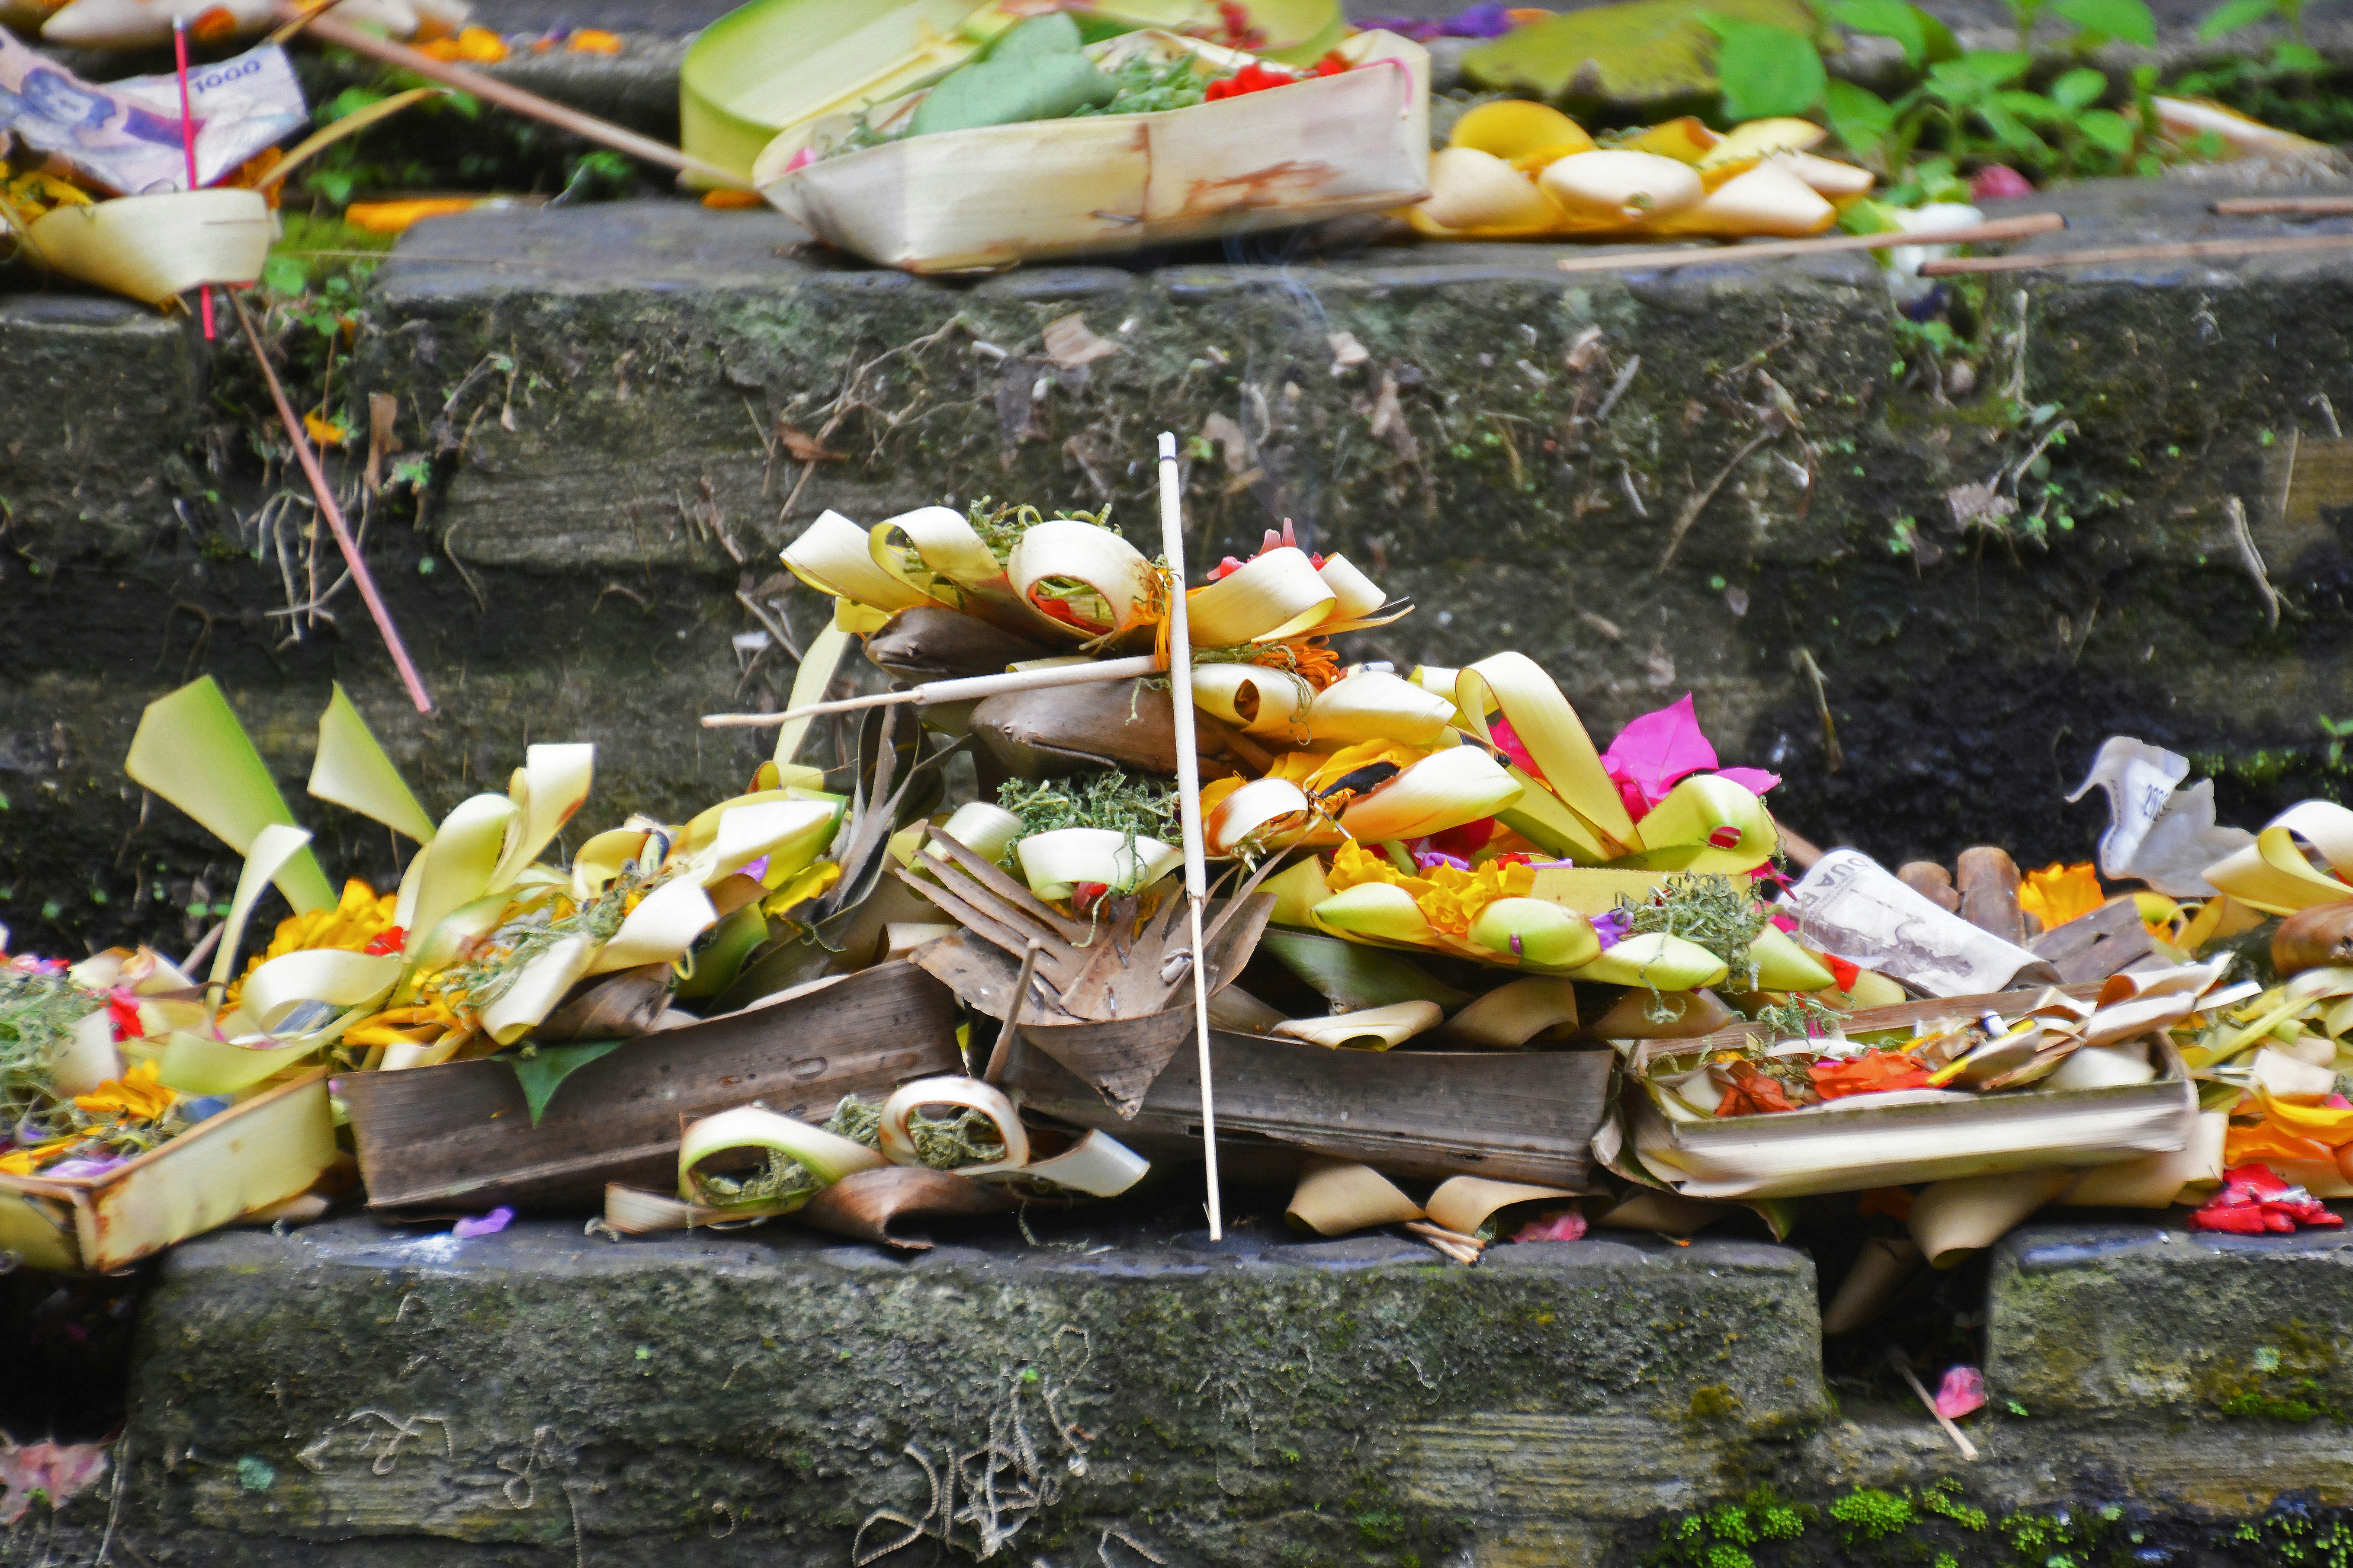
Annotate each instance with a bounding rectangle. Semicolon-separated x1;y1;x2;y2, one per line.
231;293;435;714
172;16;215;341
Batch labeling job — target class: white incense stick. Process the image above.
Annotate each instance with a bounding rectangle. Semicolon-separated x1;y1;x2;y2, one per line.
1157;431;1223;1241
701;654;1160;728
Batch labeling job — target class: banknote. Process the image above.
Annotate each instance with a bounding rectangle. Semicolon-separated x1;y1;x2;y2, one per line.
0;26;305;195
1787;849;2059;997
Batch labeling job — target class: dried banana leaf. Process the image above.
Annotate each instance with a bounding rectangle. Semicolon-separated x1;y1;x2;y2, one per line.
864;604;1054;682
1003;1026;1610;1188
969;677;1271;779
792;1164;1017;1250
533;963;674;1043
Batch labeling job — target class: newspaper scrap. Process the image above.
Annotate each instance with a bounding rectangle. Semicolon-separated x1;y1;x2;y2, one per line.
1787;849;2059;997
0;27;304;193
2067;737;2254;898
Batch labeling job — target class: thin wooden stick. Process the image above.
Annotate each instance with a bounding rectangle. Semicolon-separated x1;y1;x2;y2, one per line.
981;940;1043;1087
275;2;749;189
1158;431;1222;1243
1554;213;2067;276
2212;196;2353;216
1922;230;2353;276
702;654;1161;728
231;293;435;715
1887;1348;1981;1462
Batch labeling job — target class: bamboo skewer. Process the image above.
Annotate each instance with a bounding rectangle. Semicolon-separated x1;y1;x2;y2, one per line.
981;940;1043;1087
702;654;1162;728
1921;230;2353;276
1553;213;2067;276
1158;430;1223;1243
231;294;435;715
1887;1347;1981;1462
2212;197;2353;216
273;1;750;189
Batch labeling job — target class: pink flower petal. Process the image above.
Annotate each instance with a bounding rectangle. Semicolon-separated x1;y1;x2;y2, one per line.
0;1441;109;1526
1971;164;2034;199
1489;715;1542;780
1932;1365;1986;1420
1509;1206;1587;1244
1712;766;1780;797
1602;694;1718;814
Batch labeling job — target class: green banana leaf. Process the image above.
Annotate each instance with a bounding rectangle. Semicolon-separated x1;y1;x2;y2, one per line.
510;1038;628;1126
1461;0;1817;116
1259;927;1475;1013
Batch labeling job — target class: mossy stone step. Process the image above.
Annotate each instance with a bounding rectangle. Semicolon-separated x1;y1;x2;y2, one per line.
112;1215;1823;1565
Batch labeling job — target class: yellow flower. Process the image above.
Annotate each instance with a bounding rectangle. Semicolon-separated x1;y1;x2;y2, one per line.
421;23;509;61
761;861;842;920
227;879;395;1009
1325;839;1534;938
73;1061;174;1123
2018;862;2106;931
303;414;349;448
0;1136;78;1177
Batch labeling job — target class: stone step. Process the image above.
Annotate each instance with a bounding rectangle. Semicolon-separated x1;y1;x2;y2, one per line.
1986;1215;2353;1513
83;1209;2353;1564
9;176;2353;954
111;1215;1827;1565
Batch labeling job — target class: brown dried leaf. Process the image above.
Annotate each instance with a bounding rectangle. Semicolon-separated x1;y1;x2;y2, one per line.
777;419;844;463
1042;312;1120;369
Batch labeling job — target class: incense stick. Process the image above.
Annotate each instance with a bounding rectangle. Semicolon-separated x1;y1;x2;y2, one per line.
1157;430;1223;1242
171;16;214;342
1554;213;2066;276
702;654;1161;728
231;294;435;715
1921;230;2353;276
275;2;750;189
2212;196;2353;216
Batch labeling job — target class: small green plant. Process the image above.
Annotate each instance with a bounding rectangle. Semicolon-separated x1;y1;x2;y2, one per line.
2318;715;2353;769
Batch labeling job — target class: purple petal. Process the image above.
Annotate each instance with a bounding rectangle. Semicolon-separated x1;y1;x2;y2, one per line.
43;1157;128;1180
453;1206;516;1240
1414;850;1472;872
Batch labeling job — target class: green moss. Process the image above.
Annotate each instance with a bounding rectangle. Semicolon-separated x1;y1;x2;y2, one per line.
1830;1488;1916;1543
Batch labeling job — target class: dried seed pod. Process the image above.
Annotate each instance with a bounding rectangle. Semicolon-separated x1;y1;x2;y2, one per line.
2275;898;2353;976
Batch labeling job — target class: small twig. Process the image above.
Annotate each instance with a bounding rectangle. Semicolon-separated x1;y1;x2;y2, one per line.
982;940;1044;1087
1795;648;1843;773
2311;392;2343;439
1887;1348;1979;1462
1658;427;1776;572
181;921;226;973
1591;353;1640;429
231;293;434;713
734;590;803;662
2224;494;2283;629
